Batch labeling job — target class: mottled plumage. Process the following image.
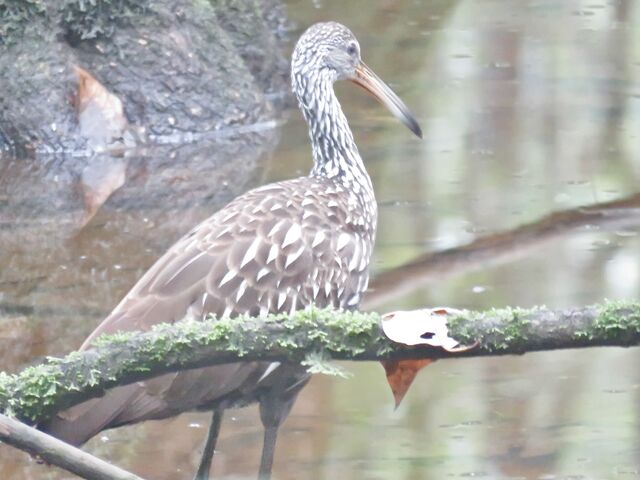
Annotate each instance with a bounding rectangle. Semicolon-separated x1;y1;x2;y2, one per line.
86;176;375;339
43;21;421;479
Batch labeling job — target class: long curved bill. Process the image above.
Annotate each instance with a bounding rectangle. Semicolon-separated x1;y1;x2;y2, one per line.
350;62;422;138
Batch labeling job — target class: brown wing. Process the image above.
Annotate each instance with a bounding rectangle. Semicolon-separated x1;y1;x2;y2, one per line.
81;177;370;345
45;177;375;444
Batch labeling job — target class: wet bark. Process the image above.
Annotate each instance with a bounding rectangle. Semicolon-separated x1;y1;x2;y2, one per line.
0;302;638;425
0;0;289;153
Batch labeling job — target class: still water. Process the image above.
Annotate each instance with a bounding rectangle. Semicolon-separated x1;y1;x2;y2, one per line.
1;0;640;478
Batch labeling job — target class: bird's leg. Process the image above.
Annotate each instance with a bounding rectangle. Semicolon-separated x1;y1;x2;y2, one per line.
256;372;308;480
193;409;224;480
257;401;289;480
258;423;280;480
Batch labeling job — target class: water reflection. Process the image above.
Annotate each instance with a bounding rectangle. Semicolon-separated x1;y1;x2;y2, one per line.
0;130;279;370
2;0;640;479
77;155;128;227
366;192;640;309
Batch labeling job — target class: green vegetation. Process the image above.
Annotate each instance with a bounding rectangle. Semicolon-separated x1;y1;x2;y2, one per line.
578;300;640;342
0;0;46;39
447;305;542;352
0;302;638;424
0;0;146;42
59;0;146;42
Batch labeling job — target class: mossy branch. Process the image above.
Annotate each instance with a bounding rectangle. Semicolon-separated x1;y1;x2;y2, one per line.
1;301;639;424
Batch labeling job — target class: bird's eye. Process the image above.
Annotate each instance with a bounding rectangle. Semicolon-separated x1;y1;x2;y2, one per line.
347;43;357;56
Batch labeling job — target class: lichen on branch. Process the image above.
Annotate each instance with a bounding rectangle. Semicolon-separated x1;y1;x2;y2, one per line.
0;301;639;425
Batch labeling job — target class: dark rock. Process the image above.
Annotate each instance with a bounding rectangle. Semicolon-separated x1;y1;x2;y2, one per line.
0;0;289;153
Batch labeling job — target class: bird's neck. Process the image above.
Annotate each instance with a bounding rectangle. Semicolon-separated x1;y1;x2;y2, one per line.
294;73;373;194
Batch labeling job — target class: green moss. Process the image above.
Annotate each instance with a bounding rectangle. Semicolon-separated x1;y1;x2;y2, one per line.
489;306;533;351
446;310;479;345
4;363;65;421
0;0;46;39
301;351;351;378
448;306;541;353
0;0;146;44
2;304;638;423
60;0;146;42
580;300;640;341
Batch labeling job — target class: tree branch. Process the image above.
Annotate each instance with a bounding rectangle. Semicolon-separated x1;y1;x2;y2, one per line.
0;413;145;480
365;193;640;309
1;301;639;426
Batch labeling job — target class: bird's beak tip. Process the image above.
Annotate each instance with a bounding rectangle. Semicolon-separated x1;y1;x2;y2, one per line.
413;122;423;139
352;62;423;140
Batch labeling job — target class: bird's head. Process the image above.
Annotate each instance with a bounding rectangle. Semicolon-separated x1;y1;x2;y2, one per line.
292;22;422;138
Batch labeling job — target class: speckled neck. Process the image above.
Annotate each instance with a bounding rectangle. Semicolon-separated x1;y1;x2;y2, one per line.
292;70;373;196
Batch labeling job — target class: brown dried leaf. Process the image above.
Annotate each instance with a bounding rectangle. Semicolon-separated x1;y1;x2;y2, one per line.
380;308;478;408
381;358;434;408
74;66;127;146
79;158;127;228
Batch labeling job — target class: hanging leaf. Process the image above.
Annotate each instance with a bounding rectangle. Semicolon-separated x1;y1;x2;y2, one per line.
381;358;434;409
380;308;478;407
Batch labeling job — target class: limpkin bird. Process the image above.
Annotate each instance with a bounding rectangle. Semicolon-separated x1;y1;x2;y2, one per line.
42;22;421;479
